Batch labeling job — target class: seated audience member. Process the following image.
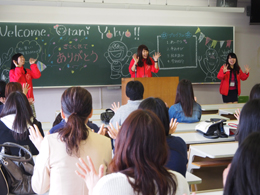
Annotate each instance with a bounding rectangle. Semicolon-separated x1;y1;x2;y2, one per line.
0;91;44;155
0;82;32;113
249;83;260;100
236;99;260;144
223;132;260;195
138;97;187;177
169;79;201;123
76;110;190;195
49;113;99;133
30;87;112;195
110;80;144;127
234;83;260;121
0;80;6;105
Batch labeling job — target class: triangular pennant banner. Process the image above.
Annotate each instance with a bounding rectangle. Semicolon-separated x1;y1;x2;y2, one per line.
205;37;211;45
195;27;201;34
226;40;232;48
220;41;225;48
211;40;218;48
198;33;205;43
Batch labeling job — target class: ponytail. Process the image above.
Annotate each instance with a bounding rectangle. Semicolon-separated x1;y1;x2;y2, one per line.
59;113;88;156
58;87;92;157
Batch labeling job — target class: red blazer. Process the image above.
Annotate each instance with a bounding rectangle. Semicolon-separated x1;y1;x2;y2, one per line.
217;65;249;96
129;57;159;78
9;64;41;101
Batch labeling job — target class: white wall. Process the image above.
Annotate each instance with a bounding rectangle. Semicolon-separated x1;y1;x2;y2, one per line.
0;0;259;122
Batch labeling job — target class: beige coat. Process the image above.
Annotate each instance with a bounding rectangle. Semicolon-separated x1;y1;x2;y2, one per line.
32;130;112;195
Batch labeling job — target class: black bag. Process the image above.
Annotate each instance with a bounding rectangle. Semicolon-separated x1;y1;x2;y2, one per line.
100;109;115;124
196;118;228;139
0;142;35;195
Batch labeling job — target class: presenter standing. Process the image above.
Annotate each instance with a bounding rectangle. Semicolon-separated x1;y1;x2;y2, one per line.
217;52;250;103
129;45;160;78
9;53;41;116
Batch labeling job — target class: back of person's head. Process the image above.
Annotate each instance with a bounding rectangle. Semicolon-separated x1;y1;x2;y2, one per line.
224;132;260;195
237;99;260;144
5;82;23;98
10;53;23;70
126;81;144;100
138;97;170;136
0;80;6;98
250;83;260;100
109;109;176;195
0;91;33;141
58;87;92;156
175;79;194;117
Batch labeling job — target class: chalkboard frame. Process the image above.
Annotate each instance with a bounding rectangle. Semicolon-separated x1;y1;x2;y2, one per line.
0;22;234;87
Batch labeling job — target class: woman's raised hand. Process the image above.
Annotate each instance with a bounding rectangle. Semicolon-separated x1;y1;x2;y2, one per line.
244;65;250;74
29;58;37;65
76;156;104;194
28;124;44;151
223;64;228;73
132;53;139;64
234;108;240;122
107;122;119;139
153;52;161;61
110;102;120;113
169;118;178;134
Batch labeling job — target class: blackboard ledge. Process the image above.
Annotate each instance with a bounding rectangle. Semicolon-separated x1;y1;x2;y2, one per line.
34;84;121;89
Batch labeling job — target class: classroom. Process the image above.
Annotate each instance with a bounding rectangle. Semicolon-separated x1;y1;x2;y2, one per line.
0;0;260;194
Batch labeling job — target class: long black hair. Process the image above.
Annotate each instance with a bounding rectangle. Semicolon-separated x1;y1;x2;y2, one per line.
225;52;240;74
0;91;34;141
136;45;152;67
224;132;260;195
249;83;260;100
237;99;260;144
175;79;195;117
10;53;27;74
138;97;170;136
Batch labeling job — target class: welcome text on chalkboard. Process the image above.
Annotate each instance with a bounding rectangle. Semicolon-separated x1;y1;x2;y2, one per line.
0;23;234;87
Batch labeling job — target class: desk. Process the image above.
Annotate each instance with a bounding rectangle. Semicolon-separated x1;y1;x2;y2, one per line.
196;190;223;195
187;142;238;172
175;122;199;132
186;171;202;185
174;132;235;145
202;103;244;111
200;114;229;121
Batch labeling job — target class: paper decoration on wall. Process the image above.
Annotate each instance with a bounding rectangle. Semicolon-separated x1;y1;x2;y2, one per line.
195;27;233;49
37;61;47;72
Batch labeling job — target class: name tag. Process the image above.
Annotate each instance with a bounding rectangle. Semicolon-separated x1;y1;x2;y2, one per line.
230;81;235;87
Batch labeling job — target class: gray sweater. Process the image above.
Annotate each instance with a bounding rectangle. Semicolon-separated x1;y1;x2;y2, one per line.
110;100;143;127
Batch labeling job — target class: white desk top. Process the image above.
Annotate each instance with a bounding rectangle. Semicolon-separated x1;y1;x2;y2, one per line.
200;114;229;121
196;190;223;195
175;122;199;132
174;132;235;145
186;171;202;185
218;108;240;115
190;142;238;158
202;103;244;111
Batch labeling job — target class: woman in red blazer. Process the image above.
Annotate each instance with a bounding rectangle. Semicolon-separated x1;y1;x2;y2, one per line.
217;53;250;103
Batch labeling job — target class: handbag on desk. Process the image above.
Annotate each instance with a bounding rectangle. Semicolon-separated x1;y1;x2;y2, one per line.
196;118;228;139
100;108;115;124
0;142;35;195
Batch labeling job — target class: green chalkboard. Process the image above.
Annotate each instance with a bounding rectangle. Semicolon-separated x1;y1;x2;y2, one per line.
0;23;234;86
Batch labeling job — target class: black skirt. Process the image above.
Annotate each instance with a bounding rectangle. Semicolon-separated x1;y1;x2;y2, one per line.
222;89;238;103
